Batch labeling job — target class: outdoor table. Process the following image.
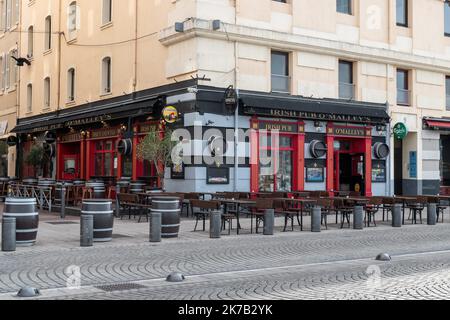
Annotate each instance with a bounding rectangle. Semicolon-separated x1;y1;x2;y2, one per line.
219;199;257;234
274;198;317;231
334;197;370;206
392;196;417;224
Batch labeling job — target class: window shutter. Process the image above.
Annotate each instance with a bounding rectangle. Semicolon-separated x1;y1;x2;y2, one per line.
5;52;9;89
6;0;11;29
13;0;18;25
1;1;6;32
0;55;4;90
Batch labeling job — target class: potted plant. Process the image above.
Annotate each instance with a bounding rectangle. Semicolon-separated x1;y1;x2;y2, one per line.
136;126;178;191
25;145;44;178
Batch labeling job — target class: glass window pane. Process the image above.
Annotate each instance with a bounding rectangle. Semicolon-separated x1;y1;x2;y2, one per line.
337;0;351;14
122;155;133;177
96;141;103;151
397;70;408;90
276;151;292;192
95;154;103;176
104;153;111;176
339;61;353;84
279;136;292;148
446;2;450;35
271;52;288;76
396;0;407;26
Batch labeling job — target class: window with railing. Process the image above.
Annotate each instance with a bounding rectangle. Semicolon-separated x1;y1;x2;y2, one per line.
339;60;354;100
271;51;290;94
397;69;410;106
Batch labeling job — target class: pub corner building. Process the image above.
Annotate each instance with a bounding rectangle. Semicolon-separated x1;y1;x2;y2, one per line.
9;79;392;197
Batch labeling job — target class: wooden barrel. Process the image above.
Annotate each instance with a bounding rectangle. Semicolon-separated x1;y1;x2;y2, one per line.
129;181;146;194
3;198;39;246
38;179;56;187
81;199;114;242
55;182;73;201
86;182;106;199
151;197;181;238
23;178;38;185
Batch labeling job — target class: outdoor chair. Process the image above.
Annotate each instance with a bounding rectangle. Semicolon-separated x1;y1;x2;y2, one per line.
316;198;334;230
252;199;274;234
381;197;395;222
364;197;382;227
406;196;428;224
190;200;221;232
333;198;353;229
427;196;448;223
274;199;302;232
117;193;151;222
182;193;200;217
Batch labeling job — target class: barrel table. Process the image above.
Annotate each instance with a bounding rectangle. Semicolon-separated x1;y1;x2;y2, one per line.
151;197;181;238
3;198;39;246
81;199;114;242
129;182;146;194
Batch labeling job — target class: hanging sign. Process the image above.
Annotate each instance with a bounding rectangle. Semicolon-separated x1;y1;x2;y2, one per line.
162;106;179;123
393;123;408;140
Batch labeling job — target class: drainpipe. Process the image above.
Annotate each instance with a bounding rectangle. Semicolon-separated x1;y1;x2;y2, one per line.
133;0;138;93
57;0;62;113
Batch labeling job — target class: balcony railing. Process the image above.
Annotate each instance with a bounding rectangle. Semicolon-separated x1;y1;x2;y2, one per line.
447;95;450;111
397;89;411;106
339;82;355;100
271;74;290;94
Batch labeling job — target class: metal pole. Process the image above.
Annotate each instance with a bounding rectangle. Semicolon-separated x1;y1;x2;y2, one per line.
392;203;402;227
263;209;275;235
150;212;161;243
2;217;16;252
234;89;239;192
353;206;364;229
60;182;66;219
210;211;221;239
427;203;437;226
311;207;322;232
80;215;93;247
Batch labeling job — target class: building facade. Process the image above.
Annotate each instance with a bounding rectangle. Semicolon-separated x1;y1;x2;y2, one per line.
8;0;450;196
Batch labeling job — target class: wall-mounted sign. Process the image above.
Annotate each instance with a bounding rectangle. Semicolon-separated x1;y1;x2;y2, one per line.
139;124;158;134
117;139;132;156
162;106;179;123
373;142;390;159
90;128;119;139
44;131;57;144
328;126;370;137
409;151;417;178
310;140;327;158
6;136;17;147
60;133;82;143
171;162;185;180
372;162;386;183
224;86;237;106
256;122;304;133
393;122;408;140
207;167;230;185
65;115;112;128
306;164;325;183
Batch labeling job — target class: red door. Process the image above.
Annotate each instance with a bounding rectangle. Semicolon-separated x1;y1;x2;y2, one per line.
63;154;80;181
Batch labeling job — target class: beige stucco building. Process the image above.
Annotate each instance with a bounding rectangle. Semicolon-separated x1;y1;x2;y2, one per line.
6;0;450;195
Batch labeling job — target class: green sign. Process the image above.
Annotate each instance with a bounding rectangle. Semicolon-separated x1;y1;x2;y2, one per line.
393;123;408;140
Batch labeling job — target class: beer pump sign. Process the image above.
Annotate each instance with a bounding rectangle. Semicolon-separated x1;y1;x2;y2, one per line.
393;122;408;140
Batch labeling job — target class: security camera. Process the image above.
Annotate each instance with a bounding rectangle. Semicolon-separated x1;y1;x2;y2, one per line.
187;87;198;94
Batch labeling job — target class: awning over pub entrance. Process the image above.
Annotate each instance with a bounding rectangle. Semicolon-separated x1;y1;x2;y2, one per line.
424;117;450;131
240;94;390;125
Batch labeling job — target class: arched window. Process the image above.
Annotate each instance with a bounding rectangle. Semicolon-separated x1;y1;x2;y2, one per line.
68;2;77;34
45;16;52;50
27;84;33;113
102;57;111;94
67;68;75;101
44;77;51;108
28;26;34;58
102;0;112;24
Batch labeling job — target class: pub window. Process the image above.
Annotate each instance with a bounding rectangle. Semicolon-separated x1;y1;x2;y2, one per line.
44;16;52;51
102;0;112;25
67;68;75;101
339;60;354;100
68;2;77;36
446;76;450;111
26;83;32;113
397;69;410;106
94;139;117;177
27;26;34;58
44;77;51;108
337;0;352;15
102;56;111;94
396;0;408;27
446;1;450;36
271;51;290;94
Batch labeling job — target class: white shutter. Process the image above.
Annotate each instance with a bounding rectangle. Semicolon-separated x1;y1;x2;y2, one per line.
5;52;9;89
6;0;11;29
0;54;4;90
13;0;18;25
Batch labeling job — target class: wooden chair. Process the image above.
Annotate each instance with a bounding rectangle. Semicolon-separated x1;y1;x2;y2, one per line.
364;197;382;227
406;196;428;224
190;200;221;232
316;198;334;230
427;196;447;223
252;199;274;234
182;193;200;217
117;193;151;222
274;199;302;232
381;197;395;222
333;198;353;229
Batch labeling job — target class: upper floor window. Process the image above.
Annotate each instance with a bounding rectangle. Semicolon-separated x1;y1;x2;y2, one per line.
27;84;33;113
337;0;352;15
339;60;354;100
397;69;410;106
27;26;34;58
45;16;52;51
68;2;77;35
8;49;17;88
102;0;112;25
396;0;408;27
446;76;450;110
67;68;75;102
271;51;290;94
102;57;111;94
44;77;51;108
445;1;450;36
0;55;3;91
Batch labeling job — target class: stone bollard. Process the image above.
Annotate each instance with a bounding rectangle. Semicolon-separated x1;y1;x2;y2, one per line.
2;217;16;252
210;211;222;239
150;212;161;243
427;203;437;226
60;184;66;220
311;207;322;232
353;206;364;230
263;209;275;236
80;215;93;247
392;204;402;228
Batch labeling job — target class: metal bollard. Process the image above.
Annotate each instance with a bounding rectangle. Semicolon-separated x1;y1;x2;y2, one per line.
115;196;120;218
2;217;16;252
263;209;275;236
392;204;402;228
60;184;66;220
150;212;161;243
80;215;93;247
353;206;364;230
210;211;221;239
311;207;322;232
427;203;437;226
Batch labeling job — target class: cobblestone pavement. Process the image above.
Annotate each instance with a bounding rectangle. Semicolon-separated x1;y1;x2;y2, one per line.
1;208;450;300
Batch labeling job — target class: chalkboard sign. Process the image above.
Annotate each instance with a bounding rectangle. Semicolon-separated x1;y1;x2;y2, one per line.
207;167;230;185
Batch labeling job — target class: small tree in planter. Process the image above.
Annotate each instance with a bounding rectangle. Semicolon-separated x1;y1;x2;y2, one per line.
25;145;44;177
136;127;178;190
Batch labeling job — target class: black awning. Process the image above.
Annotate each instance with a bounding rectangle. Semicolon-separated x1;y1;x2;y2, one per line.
240;94;390;124
12;99;156;134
